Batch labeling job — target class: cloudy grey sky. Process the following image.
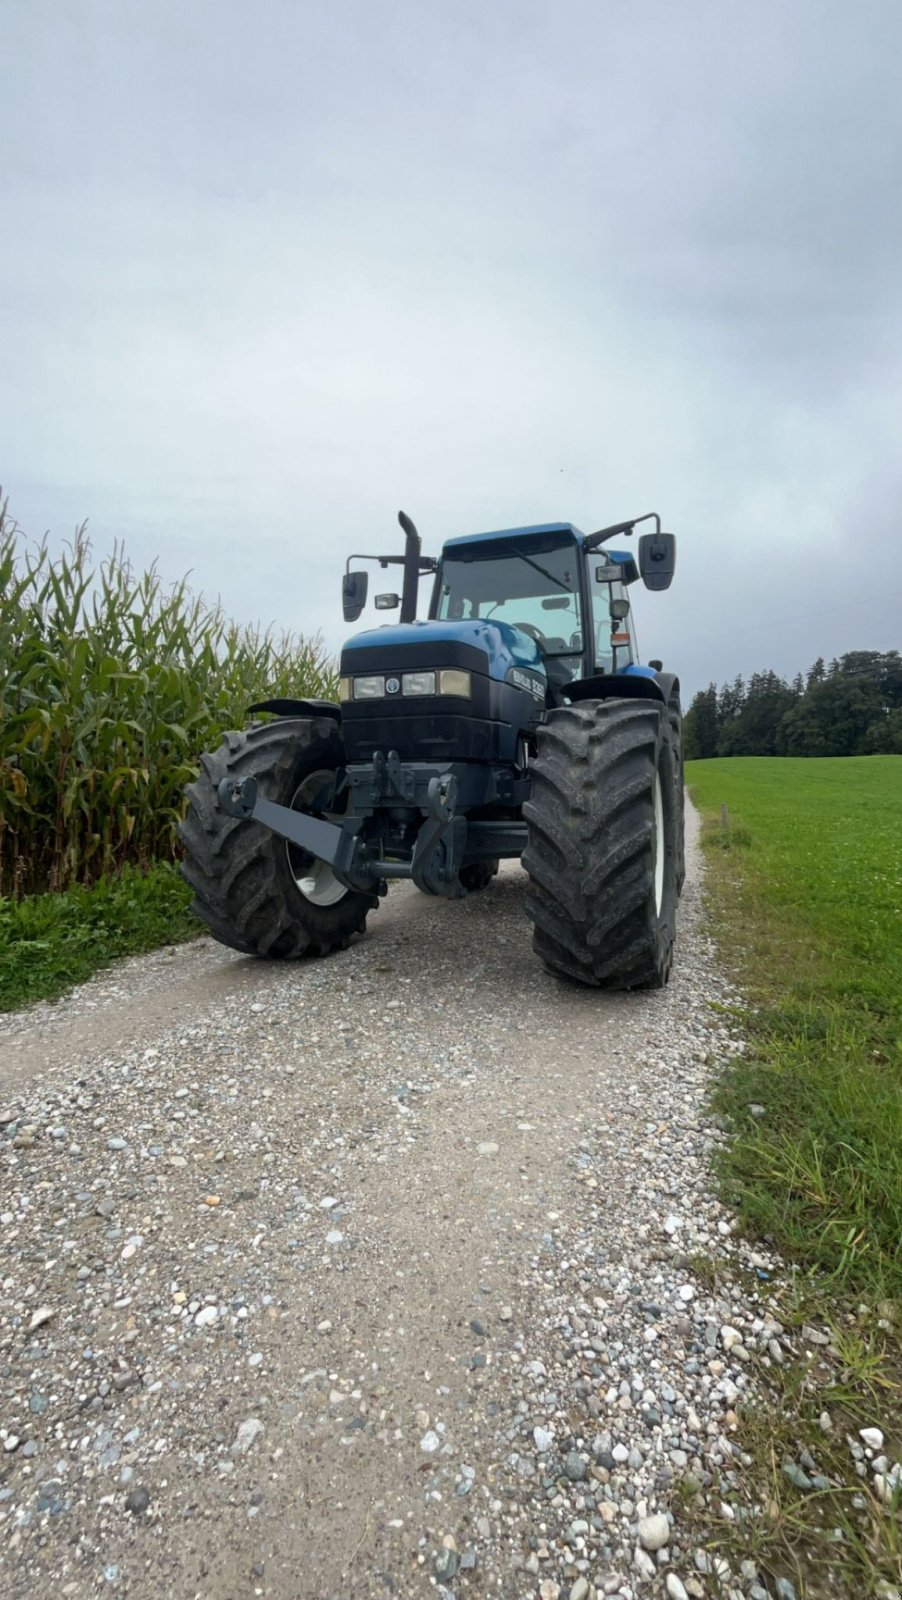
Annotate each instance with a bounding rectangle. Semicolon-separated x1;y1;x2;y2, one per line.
3;0;901;696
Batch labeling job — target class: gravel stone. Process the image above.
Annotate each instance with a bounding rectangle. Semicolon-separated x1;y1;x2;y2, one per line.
860;1426;884;1450
0;806;789;1596
782;1461;813;1491
637;1512;670;1551
231;1417;264;1455
666;1577;690;1600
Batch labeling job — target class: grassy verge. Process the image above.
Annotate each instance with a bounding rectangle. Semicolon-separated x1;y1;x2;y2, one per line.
0;864;197;1013
686;756;902;1599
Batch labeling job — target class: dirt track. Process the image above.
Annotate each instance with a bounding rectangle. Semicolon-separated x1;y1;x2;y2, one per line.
0;804;760;1600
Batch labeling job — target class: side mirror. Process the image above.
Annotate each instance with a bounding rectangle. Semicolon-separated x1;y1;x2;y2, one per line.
374;592;400;610
638;531;676;591
609;597;630;623
342;570;368;622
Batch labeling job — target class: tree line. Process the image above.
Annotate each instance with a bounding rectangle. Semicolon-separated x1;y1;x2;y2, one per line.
683;651;902;759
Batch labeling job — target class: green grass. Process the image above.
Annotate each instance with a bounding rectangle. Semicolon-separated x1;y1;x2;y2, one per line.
686;756;902;1597
0;863;197;1012
687;756;902;1303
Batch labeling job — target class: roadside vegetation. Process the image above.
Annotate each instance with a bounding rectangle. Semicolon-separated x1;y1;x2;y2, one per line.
687;755;902;1598
0;864;195;1012
0;499;334;1008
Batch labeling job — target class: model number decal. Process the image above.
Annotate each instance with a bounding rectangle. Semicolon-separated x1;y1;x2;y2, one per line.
508;668;545;702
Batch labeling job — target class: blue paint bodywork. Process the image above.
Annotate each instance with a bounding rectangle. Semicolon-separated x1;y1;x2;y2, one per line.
342;619;546;683
442;521;584;552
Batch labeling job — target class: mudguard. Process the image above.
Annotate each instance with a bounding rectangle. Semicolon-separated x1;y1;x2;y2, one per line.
653;671;680;708
246;698;342;721
564;673;666;706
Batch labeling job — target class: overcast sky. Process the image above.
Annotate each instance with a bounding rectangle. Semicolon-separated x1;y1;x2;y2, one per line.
3;0;901;697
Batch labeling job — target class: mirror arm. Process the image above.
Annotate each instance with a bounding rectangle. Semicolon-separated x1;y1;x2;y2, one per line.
585;511;660;550
346;552;406;573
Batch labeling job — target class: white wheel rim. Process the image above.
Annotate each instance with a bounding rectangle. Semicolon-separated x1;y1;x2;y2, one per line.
296;857;349;907
287;769;350;907
653;772;665;917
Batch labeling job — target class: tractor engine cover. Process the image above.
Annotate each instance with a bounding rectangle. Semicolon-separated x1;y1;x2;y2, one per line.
339;620;547;764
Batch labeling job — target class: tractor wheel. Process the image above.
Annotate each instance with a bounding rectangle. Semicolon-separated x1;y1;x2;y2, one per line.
459;859;499;893
522;699;678;989
179;717;376;959
666;694;686;895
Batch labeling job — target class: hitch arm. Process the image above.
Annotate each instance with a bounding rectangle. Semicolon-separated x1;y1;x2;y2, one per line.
217;777;370;885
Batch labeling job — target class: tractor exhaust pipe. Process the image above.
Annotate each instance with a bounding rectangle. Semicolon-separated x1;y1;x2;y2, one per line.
397;510;421;623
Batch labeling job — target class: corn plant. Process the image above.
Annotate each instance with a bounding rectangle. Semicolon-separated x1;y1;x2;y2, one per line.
0;499;336;896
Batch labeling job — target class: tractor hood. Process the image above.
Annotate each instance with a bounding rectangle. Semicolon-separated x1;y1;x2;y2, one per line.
339;619;547;766
341;619;544;682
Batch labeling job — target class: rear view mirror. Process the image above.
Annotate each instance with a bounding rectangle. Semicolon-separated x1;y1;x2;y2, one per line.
374;592;400;610
342;570;368;622
638;532;676;591
541;596;570;610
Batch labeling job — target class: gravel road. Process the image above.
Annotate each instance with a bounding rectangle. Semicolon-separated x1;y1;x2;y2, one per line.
1;804;788;1600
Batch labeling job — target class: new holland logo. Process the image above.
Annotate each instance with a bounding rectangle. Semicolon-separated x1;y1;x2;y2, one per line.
386;677;401;694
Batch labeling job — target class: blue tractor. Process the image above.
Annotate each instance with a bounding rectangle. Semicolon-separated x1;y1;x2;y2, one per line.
180;512;683;988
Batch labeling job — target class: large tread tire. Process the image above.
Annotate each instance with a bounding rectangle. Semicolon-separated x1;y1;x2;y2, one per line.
522;699;678;989
179;717;376;959
459;859;500;893
667;694;686;895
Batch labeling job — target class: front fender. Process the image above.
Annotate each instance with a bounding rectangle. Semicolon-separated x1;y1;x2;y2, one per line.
653;672;680;710
246;697;341;722
564;673;666;706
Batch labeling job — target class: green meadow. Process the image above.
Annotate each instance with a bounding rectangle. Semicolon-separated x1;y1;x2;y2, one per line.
686;755;901;1301
687;756;902;1595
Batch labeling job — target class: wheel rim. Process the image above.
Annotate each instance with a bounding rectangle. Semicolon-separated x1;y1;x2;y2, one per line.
286;769;350;907
653;772;665;917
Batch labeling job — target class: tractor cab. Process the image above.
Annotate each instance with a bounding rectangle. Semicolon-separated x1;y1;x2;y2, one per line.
340;516;671;717
431;523;640;702
433;525;588;701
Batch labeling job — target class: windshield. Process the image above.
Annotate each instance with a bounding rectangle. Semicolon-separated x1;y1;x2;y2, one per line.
436;540;582;661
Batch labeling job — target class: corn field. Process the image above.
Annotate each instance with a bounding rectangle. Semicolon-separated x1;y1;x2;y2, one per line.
0;500;336;897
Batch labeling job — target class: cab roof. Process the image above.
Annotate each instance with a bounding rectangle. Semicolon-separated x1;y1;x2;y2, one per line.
442;522;586;552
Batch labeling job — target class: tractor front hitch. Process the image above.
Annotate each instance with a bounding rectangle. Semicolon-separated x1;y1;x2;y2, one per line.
216;776;374;891
216;761;468;899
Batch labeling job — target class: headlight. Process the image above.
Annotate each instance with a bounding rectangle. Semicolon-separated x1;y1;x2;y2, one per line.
353;675;386;699
439;669;472;698
401;671;436;696
339;676;352;702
